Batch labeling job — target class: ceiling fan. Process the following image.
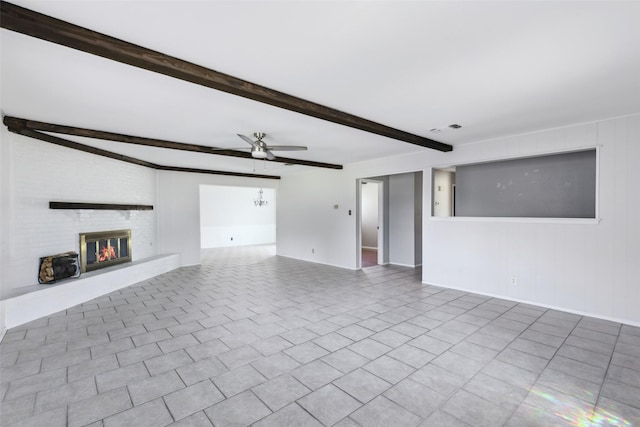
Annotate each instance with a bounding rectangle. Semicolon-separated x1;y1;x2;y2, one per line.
228;132;307;160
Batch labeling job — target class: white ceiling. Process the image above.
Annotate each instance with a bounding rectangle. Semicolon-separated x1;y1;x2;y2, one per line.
2;1;639;176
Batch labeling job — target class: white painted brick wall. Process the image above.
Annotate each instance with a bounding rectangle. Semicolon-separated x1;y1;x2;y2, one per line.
2;131;158;297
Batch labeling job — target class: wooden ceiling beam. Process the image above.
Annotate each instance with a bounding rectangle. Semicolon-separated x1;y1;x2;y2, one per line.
3;116;342;169
6;126;281;180
0;1;453;153
3;116;343;170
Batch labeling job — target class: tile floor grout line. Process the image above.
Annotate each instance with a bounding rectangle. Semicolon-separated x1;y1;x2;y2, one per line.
500;311;588;426
589;320;623;425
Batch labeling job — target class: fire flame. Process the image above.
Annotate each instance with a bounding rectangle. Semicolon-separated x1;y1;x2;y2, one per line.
98;245;117;262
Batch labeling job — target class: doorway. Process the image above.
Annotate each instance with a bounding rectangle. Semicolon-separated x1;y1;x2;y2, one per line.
199;185;276;253
432;168;455;217
357;172;423;269
358;179;384;268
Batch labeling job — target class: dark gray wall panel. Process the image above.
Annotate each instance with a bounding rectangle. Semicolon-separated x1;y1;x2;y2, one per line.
455;150;596;218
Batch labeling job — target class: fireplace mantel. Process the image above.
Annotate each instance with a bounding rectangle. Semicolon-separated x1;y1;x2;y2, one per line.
49;202;153;210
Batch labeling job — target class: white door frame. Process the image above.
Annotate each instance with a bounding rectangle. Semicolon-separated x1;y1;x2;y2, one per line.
376;181;384;265
357;178;385;269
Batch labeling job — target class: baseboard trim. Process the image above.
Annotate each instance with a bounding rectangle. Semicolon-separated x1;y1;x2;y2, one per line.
389;262;419;268
422;280;640;328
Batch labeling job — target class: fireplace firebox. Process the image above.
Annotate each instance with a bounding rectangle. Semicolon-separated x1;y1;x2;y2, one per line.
80;229;131;273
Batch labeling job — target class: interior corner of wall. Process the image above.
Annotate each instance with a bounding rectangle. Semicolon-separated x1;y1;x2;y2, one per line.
0;300;7;342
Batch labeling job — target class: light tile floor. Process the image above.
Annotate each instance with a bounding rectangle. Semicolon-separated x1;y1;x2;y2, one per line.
1;245;639;426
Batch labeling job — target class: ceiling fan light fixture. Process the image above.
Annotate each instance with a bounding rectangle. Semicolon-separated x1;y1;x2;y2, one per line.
252;148;268;159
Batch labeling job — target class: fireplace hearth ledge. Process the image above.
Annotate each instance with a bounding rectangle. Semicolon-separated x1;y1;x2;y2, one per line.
1;253;181;329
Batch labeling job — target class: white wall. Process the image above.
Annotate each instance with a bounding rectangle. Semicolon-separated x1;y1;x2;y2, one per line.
424;115;640;325
361;182;378;248
200;185;276;248
277;115;640;326
157;171;279;266
277;169;354;267
0;129;158;298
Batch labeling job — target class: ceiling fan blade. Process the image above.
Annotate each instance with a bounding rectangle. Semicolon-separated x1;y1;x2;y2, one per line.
209;147;252;151
237;134;258;148
266;150;277;160
266;145;307;151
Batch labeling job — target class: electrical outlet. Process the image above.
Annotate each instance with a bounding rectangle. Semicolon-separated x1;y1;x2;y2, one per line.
511;276;517;286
